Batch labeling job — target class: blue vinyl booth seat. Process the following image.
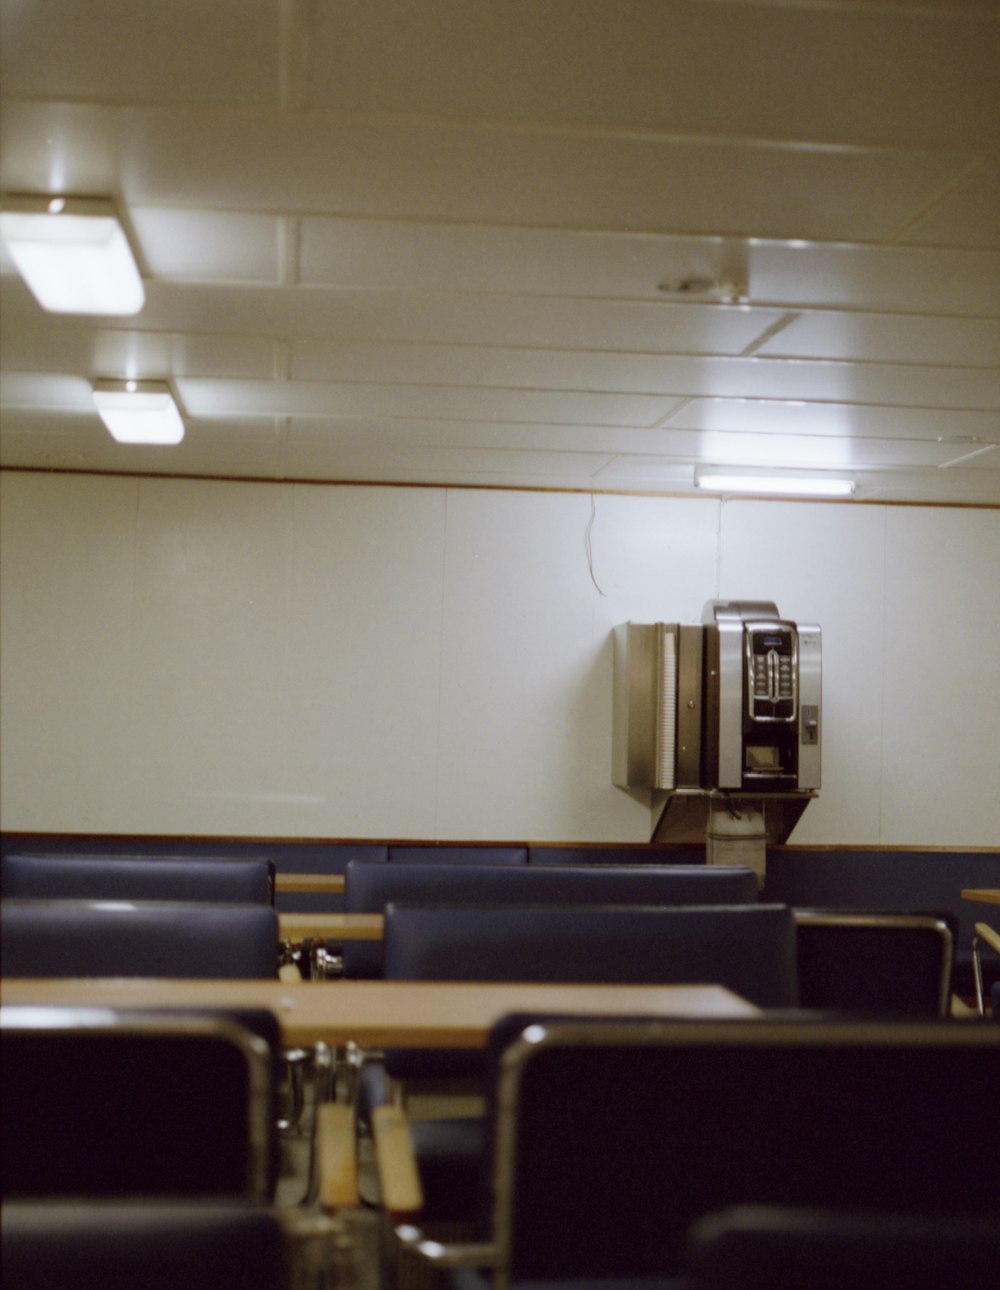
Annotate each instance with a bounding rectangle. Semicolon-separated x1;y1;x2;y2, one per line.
1;853;275;904
1;1006;281;1201
342;862;759;978
0;900;280;979
385;1016;1000;1290
364;903;796;1223
387;846;528;865
527;844;707;865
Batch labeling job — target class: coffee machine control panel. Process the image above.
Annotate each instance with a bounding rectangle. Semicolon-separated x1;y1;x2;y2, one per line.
746;622;797;722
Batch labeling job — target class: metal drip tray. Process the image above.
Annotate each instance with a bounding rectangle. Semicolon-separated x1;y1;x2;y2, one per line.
652;789;817;846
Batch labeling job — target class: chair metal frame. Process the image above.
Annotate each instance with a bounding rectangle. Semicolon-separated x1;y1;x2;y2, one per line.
972;920;1000;1015
383;1016;1000;1289
1;1198;367;1290
1;1005;275;1199
686;1203;1000;1290
792;909;955;1016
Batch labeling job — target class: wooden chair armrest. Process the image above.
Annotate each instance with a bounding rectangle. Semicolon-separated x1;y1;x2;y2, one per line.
314;1103;359;1211
371;1104;424;1221
366;1106;502;1272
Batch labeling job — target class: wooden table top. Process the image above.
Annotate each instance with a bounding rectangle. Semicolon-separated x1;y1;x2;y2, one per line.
274;874;346;894
960;888;1000;905
278;912;383;940
0;978;758;1048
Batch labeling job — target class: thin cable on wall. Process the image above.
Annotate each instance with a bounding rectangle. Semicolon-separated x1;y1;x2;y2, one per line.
585;494;606;596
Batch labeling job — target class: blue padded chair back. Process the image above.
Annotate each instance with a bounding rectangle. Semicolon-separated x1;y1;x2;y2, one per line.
1;1007;277;1200
385;903;794;1004
528;844;707;865
763;848;1000;993
380;903;796;1080
0;901;279;979
793;911;953;1017
0;836;387;915
687;1205;1000;1290
343;862;759;978
1;853;274;904
387;845;527;865
2;1203;287;1290
490;1017;1000;1282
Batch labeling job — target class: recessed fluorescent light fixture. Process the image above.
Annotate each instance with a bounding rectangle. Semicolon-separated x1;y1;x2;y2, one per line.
0;195;145;315
694;467;856;498
93;380;184;445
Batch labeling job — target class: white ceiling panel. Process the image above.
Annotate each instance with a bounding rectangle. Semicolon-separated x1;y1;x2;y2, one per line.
129;209;283;284
664;431;969;471
0;102;971;242
281;435;616;482
939;441;1000;466
938;444;1000;471
1;373;94;412
896;160;1000;250
593;433;964;478
272;416;989;474
3;279;782;353
298;218;749;299
174;378;686;427
0;316;277;382
667;399;1000;445
283;418;686;457
0;0;281;106
755;312;1000;368
1;0;998;505
289;293;783;356
0;405;281;443
309;0;1000;150
0;408;285;475
285;341;1000;410
748;242;1000;317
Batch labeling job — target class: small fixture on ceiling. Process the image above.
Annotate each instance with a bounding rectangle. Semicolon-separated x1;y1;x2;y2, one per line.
93;380;184;445
694;467;856;498
0;194;145;315
657;276;748;304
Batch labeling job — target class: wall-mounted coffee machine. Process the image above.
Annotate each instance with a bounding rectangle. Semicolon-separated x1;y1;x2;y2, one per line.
613;601;821;864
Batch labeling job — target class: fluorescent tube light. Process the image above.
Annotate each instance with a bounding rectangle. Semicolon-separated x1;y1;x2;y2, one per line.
0;195;145;315
93;380;184;445
694;468;856;498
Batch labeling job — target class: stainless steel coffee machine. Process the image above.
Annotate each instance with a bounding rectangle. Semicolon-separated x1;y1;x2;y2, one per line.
613;601;821;861
703;600;821;793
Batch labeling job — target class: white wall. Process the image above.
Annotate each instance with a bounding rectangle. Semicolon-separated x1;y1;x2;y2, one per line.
2;470;998;845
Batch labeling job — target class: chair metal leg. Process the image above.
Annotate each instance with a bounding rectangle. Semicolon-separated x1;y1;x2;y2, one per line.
279;1048;311;1133
971;922;1000;1017
973;936;986;1016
